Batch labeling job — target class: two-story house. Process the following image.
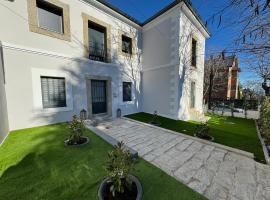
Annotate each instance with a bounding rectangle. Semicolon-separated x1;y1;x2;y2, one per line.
0;0;210;142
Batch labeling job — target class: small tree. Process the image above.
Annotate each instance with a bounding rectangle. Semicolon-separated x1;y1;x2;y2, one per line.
68;115;85;144
106;142;135;197
259;97;270;143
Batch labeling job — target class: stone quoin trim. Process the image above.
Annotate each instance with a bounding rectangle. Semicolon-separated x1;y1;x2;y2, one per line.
27;0;71;41
82;12;112;62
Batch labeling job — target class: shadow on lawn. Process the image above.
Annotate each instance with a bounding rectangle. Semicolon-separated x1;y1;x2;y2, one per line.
0;124;110;200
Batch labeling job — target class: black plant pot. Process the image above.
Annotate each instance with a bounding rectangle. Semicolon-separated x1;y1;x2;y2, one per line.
64;136;89;147
98;174;143;200
194;134;214;142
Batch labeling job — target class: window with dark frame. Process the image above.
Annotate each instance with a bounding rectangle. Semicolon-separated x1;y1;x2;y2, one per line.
191;38;197;67
41;76;66;108
88;22;107;62
36;0;64;34
123;82;132;102
122;35;132;54
190;81;196;108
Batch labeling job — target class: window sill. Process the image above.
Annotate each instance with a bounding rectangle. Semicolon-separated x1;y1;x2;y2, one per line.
35;106;73;114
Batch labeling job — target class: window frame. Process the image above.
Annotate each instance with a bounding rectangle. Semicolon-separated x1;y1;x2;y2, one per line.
36;0;64;34
31;68;73;113
88;21;107;62
191;37;197;67
41;76;67;108
122;82;132;102
27;0;70;41
82;13;112;62
121;35;132;54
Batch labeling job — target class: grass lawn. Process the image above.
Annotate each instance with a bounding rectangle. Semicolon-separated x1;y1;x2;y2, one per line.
0;123;206;200
126;112;265;163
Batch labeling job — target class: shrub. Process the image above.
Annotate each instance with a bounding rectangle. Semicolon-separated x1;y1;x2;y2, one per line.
68;115;85;144
259;97;270;143
196;122;211;140
106;142;135;196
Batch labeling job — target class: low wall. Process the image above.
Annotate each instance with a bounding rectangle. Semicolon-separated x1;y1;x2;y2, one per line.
209;110;260;119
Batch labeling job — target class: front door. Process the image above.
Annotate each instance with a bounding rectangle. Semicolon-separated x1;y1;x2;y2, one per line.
91;80;107;114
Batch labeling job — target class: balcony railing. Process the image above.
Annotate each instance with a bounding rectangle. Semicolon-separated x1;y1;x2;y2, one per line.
89;43;107;62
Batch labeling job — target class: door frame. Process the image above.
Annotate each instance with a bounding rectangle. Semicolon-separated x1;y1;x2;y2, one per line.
85;75;112;118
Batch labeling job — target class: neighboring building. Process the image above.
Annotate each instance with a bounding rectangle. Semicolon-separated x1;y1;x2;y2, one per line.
204;55;240;101
0;0;210;142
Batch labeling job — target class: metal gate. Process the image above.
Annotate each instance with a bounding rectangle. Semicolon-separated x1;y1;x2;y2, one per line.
91;80;107;114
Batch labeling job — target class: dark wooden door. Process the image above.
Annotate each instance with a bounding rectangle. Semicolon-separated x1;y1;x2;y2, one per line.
91;80;107;114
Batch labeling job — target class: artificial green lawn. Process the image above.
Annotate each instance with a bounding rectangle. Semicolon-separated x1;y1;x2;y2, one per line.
0;123;206;200
126;112;265;163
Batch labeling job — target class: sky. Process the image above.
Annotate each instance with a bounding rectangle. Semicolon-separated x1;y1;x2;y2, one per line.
106;0;258;84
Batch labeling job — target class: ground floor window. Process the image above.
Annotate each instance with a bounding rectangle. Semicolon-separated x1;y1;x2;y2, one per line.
123;82;132;102
41;76;66;108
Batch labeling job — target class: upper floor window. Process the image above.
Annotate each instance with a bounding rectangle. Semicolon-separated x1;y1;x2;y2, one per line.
88;22;107;62
27;0;70;41
36;0;64;34
191;38;197;67
122;35;132;54
41;76;66;108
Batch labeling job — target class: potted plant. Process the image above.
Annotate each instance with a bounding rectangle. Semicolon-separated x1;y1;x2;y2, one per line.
194;122;214;141
65;115;89;146
149;110;161;126
98;142;143;200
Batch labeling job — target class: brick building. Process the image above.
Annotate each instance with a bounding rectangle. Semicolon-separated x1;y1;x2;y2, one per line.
204;55;240;101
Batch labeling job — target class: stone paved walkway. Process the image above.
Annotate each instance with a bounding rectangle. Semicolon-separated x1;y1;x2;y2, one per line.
94;118;270;200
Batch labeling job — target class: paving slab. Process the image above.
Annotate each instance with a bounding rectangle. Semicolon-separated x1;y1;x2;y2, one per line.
88;118;270;200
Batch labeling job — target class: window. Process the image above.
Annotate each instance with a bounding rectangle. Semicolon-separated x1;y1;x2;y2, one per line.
190;81;196;108
123;82;132;102
191;38;197;67
41;76;66;108
36;0;63;34
88;22;107;62
122;35;132;54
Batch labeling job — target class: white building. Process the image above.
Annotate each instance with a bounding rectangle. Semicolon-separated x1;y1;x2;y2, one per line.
0;0;210;142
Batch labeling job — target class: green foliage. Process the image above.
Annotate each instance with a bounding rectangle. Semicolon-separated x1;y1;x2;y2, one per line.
259;97;270;143
196;123;210;138
126;112;265;162
68;115;85;143
106;142;135;196
0;124;206;200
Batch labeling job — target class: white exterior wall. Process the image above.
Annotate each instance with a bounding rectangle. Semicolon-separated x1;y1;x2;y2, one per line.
142;6;181;119
0;0;142;130
0;43;9;143
142;3;208;120
177;5;207;120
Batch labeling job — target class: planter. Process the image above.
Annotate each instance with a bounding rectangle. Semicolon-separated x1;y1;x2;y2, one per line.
194;134;214;142
98;174;143;200
64;136;89;147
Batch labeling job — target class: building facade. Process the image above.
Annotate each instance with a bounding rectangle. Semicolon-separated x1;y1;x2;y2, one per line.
204;55;240;101
0;0;210;142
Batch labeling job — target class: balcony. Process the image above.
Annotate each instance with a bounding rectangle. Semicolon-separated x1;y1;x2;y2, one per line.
89;43;107;62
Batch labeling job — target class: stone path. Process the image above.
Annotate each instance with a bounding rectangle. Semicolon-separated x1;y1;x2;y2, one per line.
93;118;270;200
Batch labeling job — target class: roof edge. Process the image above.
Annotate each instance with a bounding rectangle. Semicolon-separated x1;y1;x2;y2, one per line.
89;0;210;35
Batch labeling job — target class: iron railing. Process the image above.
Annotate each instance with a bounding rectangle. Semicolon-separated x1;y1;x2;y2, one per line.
89;43;107;62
